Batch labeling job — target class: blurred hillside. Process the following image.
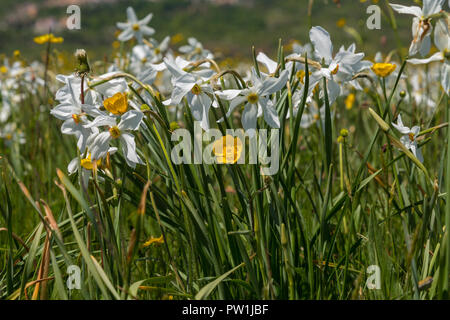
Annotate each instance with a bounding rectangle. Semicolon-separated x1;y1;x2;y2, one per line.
0;0;416;62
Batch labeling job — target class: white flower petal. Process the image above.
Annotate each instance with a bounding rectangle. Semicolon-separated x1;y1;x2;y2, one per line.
241;103;258;132
260;99;280;128
422;0;444;17
118;28;134;42
126;7;138;23
389;4;422;17
310;26;333;65
408;52;444;64
85;115;116;128
90;132;111;160
257;52;278;74
120;132;143;168
259;70;289;96
118;110;144;131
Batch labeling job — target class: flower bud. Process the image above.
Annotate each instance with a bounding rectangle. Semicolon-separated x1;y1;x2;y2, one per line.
340;128;349;137
75;49;90;75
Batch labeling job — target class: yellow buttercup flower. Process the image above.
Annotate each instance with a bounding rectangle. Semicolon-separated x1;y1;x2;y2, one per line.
103;92;128;115
80;154;102;170
171;33;184;45
213;135;243;164
112;41;120;49
371;63;396;77
143;235;164;247
33;33;64;45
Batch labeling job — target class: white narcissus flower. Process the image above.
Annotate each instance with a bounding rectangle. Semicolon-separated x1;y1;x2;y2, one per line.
392;114;424;163
51;77;101;152
147;36;171;62
390;0;445;57
408;19;450;93
308;26;369;106
215;68;289;133
163;57;215;130
87;110;144;168
116;7;154;43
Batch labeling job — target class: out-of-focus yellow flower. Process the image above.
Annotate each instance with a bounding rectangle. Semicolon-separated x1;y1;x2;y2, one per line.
33;33;64;44
0;66;8;74
103;92;128;115
213;135;243;164
143;235;164;247
337;18;346;28
371;63;396;77
112;41;120;49
13;50;20;58
345;93;355;110
171;33;184;45
285;39;300;52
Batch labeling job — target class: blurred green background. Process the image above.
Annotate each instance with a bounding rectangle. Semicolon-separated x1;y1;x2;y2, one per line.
0;0;415;62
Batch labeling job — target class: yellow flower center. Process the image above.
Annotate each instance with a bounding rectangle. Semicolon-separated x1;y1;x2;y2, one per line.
0;66;7;74
109;126;121;139
247;92;259;104
371;63;396;78
141;57;148;63
331;64;339;75
408;133;415;142
5;133;12;140
72;114;82;124
296;70;305;83
213;135;243;164
132;23;140;31
191;84;202;95
103;92;128;115
313;114;320;121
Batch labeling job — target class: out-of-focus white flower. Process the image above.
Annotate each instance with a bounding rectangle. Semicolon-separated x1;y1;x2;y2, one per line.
392;114;424;162
408;19;450;93
116;7;154;43
0;123;26;146
390;0;445;56
179;37;213;60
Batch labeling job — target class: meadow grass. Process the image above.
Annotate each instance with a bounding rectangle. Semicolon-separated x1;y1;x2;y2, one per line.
0;2;449;300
